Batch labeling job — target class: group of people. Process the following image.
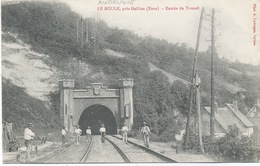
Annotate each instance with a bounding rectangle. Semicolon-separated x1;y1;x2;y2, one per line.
62;121;150;147
61;123;107;146
23;121;151;163
61;125;92;147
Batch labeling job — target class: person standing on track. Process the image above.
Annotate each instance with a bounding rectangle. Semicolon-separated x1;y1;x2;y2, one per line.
141;122;150;148
75;125;82;146
24;123;35;163
61;127;67;148
86;126;92;143
175;129;185;154
99;124;106;143
121;123;128;144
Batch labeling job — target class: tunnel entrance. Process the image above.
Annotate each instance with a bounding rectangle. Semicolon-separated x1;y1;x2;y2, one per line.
78;104;117;135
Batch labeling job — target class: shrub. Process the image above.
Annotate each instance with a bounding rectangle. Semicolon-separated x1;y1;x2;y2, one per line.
149;132;161;142
203;135;220;154
185;133;201;152
216;125;257;162
2;33;17;43
185;125;257;162
127;129;139;138
158;129;177;142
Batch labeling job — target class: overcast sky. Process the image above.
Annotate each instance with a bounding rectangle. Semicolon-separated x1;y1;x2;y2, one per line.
62;0;259;65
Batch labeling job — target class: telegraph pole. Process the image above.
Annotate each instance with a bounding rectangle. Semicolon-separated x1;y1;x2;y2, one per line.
195;73;204;153
210;8;215;140
184;7;204;150
86;20;89;43
76;19;79;42
81;17;84;47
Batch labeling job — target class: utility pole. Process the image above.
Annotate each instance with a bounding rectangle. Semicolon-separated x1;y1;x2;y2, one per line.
92;13;99;55
195;73;204;153
210;8;215;140
81;17;84;47
76;19;79;42
184;7;204;151
86;20;89;43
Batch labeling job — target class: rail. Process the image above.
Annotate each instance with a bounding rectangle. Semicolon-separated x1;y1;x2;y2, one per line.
105;137;131;162
112;135;177;163
80;137;93;163
44;141;75;163
44;140;81;163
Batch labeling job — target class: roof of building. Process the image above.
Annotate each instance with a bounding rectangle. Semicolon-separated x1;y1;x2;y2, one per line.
246;104;260;118
225;103;254;127
204;103;254;133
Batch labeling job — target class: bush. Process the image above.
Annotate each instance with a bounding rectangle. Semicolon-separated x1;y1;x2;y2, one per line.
185;125;257;162
149;132;161;142
127;129;139;138
185;134;202;152
158;129;177;142
203;135;220;154
2;33;17;43
216;126;257;162
2;79;61;133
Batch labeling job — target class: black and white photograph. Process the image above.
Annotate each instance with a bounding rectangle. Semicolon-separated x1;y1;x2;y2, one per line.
1;0;260;164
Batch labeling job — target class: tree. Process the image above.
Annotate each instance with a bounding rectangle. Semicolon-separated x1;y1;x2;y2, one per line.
170;81;189;115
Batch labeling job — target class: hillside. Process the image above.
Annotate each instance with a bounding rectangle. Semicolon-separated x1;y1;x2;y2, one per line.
2;32;57;100
104;49;190;85
2;1;260;138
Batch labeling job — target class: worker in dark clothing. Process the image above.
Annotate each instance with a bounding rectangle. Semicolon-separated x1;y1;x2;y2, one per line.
141;122;150;148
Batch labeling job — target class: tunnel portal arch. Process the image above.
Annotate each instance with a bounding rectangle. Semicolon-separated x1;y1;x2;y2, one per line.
79;104;117;135
59;79;134;133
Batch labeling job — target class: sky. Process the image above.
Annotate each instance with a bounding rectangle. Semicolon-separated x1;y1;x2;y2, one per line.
18;0;259;65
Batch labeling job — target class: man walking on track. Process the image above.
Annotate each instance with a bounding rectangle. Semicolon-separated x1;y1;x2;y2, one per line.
122;123;128;143
86;126;92;143
99;124;106;143
61;127;67;148
141;122;150;148
75;125;82;146
24;123;35;163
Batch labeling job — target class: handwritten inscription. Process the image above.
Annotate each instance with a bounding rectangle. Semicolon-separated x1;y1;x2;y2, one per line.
98;0;135;5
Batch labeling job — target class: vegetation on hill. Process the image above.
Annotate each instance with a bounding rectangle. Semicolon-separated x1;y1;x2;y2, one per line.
2;79;61;131
2;1;260;145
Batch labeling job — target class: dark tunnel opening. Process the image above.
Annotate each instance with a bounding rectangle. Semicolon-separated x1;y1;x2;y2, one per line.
78;104;117;135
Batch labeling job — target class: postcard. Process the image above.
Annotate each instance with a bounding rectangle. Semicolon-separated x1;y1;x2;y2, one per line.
1;0;259;164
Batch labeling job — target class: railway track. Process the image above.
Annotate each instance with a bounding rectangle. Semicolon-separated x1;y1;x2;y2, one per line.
45;136;129;163
105;137;131;162
79;137;93;162
45;138;92;163
108;135;177;162
84;136;130;162
43;135;176;163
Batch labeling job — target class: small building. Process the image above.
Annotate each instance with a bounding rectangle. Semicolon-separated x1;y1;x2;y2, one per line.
246;99;260;145
246;99;260;119
203;101;254;138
